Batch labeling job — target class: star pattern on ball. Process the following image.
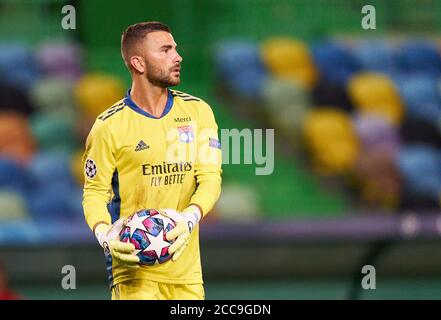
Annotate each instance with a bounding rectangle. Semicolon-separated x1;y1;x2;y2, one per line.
158;215;176;237
128;214;149;237
121;210;176;265
145;228;170;258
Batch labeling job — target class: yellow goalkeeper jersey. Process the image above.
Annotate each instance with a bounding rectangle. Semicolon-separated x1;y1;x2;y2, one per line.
82;89;222;286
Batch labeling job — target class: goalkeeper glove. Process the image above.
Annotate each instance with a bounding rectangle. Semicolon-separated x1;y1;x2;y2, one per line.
160;205;201;262
94;218;140;268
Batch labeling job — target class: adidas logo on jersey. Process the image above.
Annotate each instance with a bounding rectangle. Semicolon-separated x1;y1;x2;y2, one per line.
135;140;150;152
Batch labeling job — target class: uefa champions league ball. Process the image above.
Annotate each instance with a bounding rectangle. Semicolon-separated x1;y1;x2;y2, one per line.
119;209;176;266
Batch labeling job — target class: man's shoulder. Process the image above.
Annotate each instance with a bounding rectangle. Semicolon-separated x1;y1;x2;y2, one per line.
89;99;128;138
170;89;213;113
96;99;127;122
170;89;202;102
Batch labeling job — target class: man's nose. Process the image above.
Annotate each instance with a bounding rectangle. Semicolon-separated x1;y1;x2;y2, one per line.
174;52;183;63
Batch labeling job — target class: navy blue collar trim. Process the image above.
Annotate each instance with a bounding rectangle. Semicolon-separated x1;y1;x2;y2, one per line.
123;89;174;119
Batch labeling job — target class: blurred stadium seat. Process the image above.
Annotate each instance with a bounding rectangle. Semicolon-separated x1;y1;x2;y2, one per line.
261;37;317;89
74;73;125;118
0;158;35;195
302;108;359;175
352;113;401;154
354;40;397;75
0;43;39;89
0;112;36;164
398;41;441;76
395;73;441;125
398;144;441;204
35;41;83;80
0;190;30;221
348;72;404;125
312;41;362;86
261;77;310;139
215;40;268;99
30;77;76;117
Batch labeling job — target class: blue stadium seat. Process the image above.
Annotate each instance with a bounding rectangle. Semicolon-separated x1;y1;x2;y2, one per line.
229;68;267;98
395;74;441;124
0;158;34;195
29;151;76;187
354;40;397;75
215;40;267;98
28;182;84;222
397;145;441;201
311;41;362;86
28;151;84;221
397;41;441;76
0;42;39;89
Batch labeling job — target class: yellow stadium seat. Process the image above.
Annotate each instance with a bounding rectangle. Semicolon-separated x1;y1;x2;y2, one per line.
74;73;125;118
261;37;318;89
303;108;359;174
348;72;404;125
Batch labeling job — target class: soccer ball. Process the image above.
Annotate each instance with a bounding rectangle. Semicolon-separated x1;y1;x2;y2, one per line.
119;209;176;266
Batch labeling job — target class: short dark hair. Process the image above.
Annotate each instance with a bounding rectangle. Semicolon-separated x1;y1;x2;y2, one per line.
121;21;171;68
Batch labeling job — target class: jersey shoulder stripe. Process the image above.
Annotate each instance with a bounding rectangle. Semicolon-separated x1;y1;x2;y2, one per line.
97;100;126;121
170;89;201;102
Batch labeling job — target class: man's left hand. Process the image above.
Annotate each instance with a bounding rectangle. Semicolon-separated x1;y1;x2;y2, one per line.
160;206;201;262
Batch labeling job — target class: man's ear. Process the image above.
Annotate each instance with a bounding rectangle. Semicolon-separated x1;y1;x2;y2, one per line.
130;56;145;74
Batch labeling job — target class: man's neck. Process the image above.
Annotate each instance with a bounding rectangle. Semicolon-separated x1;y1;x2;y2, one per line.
130;80;168;118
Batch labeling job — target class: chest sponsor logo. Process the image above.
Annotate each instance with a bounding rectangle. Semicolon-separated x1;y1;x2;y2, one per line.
142;162;193;187
174;116;192;123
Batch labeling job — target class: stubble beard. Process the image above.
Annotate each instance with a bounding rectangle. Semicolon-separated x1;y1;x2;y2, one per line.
146;62;180;88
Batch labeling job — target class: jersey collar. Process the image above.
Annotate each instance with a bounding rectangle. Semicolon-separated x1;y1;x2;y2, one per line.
123;89;174;119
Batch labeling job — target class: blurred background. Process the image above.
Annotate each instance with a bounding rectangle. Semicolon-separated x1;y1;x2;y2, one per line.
1;0;441;299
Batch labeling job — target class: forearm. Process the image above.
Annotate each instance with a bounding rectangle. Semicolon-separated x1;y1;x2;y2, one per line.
83;191;112;232
189;170;222;217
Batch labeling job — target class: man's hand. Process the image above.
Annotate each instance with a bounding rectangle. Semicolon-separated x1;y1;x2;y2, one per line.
160;206;201;262
94;217;140;268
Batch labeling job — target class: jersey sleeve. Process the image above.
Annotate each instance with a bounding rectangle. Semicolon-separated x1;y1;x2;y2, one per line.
190;102;222;216
82;120;115;231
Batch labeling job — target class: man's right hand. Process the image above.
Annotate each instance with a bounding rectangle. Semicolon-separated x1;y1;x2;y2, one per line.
94;219;140;268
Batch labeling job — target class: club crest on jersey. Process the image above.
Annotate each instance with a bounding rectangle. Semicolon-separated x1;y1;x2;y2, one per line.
177;125;194;143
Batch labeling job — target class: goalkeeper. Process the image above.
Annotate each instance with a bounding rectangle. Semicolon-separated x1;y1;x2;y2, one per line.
82;22;222;300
